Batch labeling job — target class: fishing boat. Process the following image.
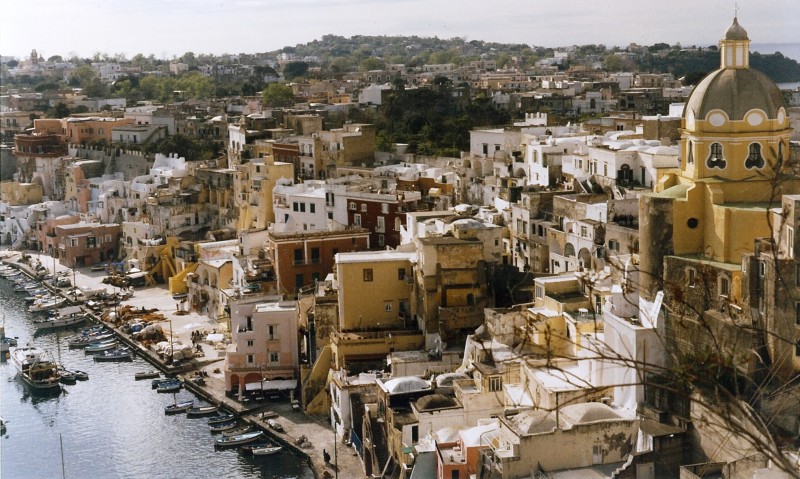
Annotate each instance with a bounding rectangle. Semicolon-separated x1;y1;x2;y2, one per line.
156;379;182;393
252;445;282;456
165;400;194;415
208;420;238;433
214;430;264;448
58;369;77;385
33;306;87;332
10;346;61;391
73;370;89;381
135;370;160;380
207;413;236;425
186;405;219;417
93;347;133;362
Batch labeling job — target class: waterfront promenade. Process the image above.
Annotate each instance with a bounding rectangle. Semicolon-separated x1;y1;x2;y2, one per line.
2;250;363;479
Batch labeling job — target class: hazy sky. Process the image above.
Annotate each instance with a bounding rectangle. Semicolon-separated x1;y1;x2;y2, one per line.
1;0;797;60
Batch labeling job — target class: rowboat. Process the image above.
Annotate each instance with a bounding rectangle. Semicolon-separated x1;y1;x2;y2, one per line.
84;340;118;354
156;379;182;393
165;400;194;415
214;431;264;448
207;413;236;425
69;332;114;348
93;347;133;362
208;420;238;433
221;425;253;437
252;445;282;456
186;405;219;417
134;370;160;380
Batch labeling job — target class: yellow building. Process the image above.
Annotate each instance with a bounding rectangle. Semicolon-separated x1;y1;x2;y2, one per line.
0;181;43;206
639;16;796;380
237;154;294;230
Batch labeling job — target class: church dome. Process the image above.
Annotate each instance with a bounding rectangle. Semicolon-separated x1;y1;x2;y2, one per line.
725;17;748;40
685;68;785;122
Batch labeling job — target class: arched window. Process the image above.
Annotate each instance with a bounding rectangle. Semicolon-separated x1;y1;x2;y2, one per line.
565;243;576;257
745;143;764;169
707;143;726;169
687;141;694;164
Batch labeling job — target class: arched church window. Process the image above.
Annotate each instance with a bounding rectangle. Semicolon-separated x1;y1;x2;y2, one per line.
706;143;726;169
745;143;765;169
687;141;694;164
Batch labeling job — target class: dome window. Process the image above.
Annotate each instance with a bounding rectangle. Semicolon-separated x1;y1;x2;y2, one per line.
745;143;765;169
707;143;727;169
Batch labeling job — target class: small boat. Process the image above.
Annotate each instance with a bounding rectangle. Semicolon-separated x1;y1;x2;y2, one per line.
134;370;160;380
73;370;89;381
208;420;238;433
69;333;114;348
214;431;264;448
186;405;219;417
93;347;133;362
0;416;6;435
207;413;236;425
84;340;118;354
156;379;182;393
252;445;283;456
165;400;194;415
58;370;77;385
239;441;271;454
221;425;253;437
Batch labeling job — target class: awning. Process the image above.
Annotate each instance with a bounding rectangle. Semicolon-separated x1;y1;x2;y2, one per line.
244;379;298;392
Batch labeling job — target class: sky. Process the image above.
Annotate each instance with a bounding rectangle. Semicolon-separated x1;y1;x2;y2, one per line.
0;0;797;60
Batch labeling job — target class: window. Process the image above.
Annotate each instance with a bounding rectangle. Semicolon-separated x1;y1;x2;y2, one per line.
246;316;253;330
268;325;277;340
378;234;385;247
361;203;367;212
311;247;320;264
105;234;112;243
398;268;406;280
488;376;502;392
247;354;255;364
384;301;392;312
376;216;385;233
300;203;306;212
719;276;730;297
788;227;794;258
687;267;696;287
381;203;389;214
269;352;280;363
363;268;373;282
70;238;78;247
246;340;254;347
353;214;361;226
310;203;315;213
412;425;419;443
580;226;588;238
349;202;356;211
745;143;765;169
451;471;459;479
687;141;694;164
293;202;299;212
294;248;303;264
707;142;726;169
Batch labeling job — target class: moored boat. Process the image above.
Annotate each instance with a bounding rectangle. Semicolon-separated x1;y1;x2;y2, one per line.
73;370;89;381
84;340;118;354
69;332;114;348
221;425;253;437
135;370;160;380
156;379;183;393
10;346;61;391
33;306;87;332
93;347;133;362
252;445;282;456
186;405;219;417
28;297;65;313
207;413;236;425
208;420;238;433
214;431;264;448
165;400;194;415
58;369;77;384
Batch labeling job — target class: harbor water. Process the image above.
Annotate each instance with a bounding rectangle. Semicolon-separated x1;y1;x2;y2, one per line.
0;274;313;479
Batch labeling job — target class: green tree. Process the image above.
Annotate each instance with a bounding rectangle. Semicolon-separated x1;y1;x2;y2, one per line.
49;103;71;119
360;57;386;71
283;61;309;80
69;65;98;88
261;83;295;107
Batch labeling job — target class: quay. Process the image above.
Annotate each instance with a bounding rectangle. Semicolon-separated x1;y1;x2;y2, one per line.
2;250;362;479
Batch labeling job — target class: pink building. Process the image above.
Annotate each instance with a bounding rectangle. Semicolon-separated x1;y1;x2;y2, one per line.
55;222;121;267
225;300;299;399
